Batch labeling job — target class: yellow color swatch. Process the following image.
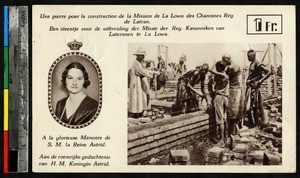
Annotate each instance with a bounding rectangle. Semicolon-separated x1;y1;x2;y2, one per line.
4;89;9;131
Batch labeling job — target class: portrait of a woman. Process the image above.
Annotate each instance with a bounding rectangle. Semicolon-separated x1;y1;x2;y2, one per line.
55;62;99;126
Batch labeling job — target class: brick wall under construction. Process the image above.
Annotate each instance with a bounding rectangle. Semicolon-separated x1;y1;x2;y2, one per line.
128;111;214;164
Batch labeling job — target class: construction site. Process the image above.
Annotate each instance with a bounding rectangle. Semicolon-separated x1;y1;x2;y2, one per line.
127;43;282;165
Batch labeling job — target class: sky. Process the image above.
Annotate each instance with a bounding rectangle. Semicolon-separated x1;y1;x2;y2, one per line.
128;43;282;71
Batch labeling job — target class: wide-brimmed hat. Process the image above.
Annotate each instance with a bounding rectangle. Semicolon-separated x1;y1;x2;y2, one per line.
134;47;147;56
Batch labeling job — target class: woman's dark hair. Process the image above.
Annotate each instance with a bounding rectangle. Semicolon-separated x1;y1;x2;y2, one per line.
61;62;91;88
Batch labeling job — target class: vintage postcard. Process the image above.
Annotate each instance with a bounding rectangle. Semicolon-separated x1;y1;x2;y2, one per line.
32;5;295;172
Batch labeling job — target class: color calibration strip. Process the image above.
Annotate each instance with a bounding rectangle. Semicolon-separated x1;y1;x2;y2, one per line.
3;6;29;173
4;6;9;174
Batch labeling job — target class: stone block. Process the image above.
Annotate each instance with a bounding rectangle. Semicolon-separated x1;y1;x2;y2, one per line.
221;155;228;162
150;128;159;135
128;123;137;127
146;136;154;143
159;144;166;151
244;155;254;165
160;125;169;132
178;132;184;139
278;153;282;163
254;159;263;165
270;122;282;129
263;127;277;134
253;151;264;160
133;139;142;147
147;149;154;156
128;133;138;141
183;137;188;143
224;161;241;165
201;129;209;137
153;147;160;154
170;150;190;163
166;143;171;149
248;136;258;143
139;117;151;123
207;147;224;158
200;124;210;132
159;138;167;146
127;156;135;164
128;118;140;124
234;152;246;160
160;132;167;138
186;130;191;135
177;138;183;145
154;134;160;140
206;156;220;164
240;137;250;144
149;141;158;149
128;142;134;149
233;144;248;153
137;131;144;138
167;129;174;136
233;158;244;164
248;137;258;150
239;126;249;133
168;123;176;130
170;141;177;147
249;129;256;137
265;153;281;165
191;128;198;134
130;147;141;155
239;132;251;137
128;153;141;163
140;138;147;145
140;151;148;159
230;135;240;150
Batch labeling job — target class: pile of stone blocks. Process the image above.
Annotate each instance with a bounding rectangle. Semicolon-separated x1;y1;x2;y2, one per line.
252;151;281;165
233;144;249;163
265;152;281;165
206;147;224;165
253;151;264;165
238;126;254;137
230;135;240;150
169;150;190;165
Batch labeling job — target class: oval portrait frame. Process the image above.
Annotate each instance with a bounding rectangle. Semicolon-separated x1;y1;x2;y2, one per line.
48;52;102;129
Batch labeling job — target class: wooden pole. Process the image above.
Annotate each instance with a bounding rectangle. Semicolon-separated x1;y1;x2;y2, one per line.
154;74;157;99
267;43;273;96
273;43;277;95
166;46;168;69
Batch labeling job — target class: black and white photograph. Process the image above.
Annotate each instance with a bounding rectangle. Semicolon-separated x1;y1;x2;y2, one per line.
48;40;102;129
128;43;283;165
